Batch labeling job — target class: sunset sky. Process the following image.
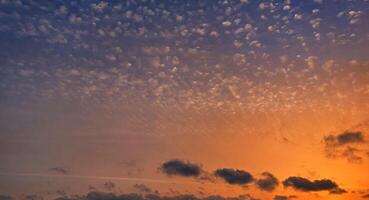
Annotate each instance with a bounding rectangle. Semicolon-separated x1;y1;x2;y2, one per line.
0;0;369;200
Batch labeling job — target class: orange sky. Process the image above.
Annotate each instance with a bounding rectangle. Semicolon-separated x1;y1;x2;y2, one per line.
1;0;369;200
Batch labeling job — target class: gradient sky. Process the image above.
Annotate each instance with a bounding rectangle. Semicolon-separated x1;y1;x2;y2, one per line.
0;0;369;200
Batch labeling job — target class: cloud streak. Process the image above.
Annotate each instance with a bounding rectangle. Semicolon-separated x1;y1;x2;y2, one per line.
0;172;194;184
282;176;345;194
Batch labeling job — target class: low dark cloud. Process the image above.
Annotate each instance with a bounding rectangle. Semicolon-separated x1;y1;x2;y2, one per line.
273;196;287;200
329;188;347;195
49;167;68;175
25;195;44;200
256;172;279;192
282;176;345;193
103;181;115;191
362;193;369;198
161;159;201;177
85;191;115;200
214;168;253;185
0;195;12;200
133;184;152;193
50;191;257;200
273;195;297;200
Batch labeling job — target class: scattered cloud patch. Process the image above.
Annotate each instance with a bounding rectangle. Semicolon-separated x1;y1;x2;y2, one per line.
103;181;115;191
329;188;347;194
256;172;279;192
342;146;363;163
161;159;201;177
50;191;258;200
324;130;367;163
0;195;12;200
282;176;344;193
214;168;253;185
133;184;152;193
273;195;297;200
325;131;364;146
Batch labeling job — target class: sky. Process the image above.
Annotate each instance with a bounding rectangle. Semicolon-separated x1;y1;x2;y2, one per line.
0;0;369;200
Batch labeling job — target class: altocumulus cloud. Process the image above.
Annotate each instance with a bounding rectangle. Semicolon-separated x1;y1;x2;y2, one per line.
161;159;201;177
282;176;346;194
214;168;253;185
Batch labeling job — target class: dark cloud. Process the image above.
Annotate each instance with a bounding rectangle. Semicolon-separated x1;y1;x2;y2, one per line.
255;172;279;192
329;188;347;194
0;195;13;200
49;167;68;175
103;181;115;191
236;194;260;200
282;176;345;193
273;195;297;200
133;184;152;193
25;195;44;200
337;131;364;144
325;131;365;146
324;130;367;163
274;196;288;200
86;191;116;200
161;159;201;177
53;191;257;200
214;168;253;185
342;146;363;164
362;194;369;198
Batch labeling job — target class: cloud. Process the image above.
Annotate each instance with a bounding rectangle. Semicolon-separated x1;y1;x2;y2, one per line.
25;195;44;200
282;176;345;193
85;191;116;200
133;184;152;193
324;130;367;163
329;188;347;194
255;172;279;192
273;196;287;200
49;167;68;175
273;195;297;200
160;159;201;177
52;191;257;200
325;131;364;146
362;193;369;198
337;131;364;144
342;146;363;163
214;168;253;185
0;195;13;200
103;181;115;191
